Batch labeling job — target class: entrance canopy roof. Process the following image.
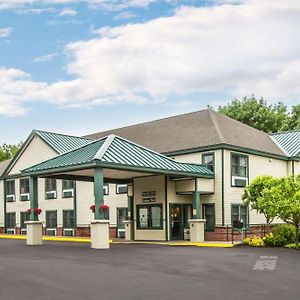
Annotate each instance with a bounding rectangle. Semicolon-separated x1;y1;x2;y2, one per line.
22;135;214;180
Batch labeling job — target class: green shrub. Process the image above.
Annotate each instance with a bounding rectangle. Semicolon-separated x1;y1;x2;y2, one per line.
272;224;296;246
249;236;264;247
263;233;275;247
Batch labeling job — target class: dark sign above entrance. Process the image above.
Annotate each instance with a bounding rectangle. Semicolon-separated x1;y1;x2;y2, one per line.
142;191;156;203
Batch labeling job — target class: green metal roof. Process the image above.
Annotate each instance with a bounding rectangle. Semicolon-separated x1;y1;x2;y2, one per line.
271;130;300;157
35;130;93;154
22;135;214;178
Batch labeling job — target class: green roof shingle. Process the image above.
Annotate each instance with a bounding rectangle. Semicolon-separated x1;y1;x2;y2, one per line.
23;135;214;178
271;130;300;157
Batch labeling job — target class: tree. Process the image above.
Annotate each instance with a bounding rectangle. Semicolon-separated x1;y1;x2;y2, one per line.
269;176;300;248
218;96;299;133
242;176;278;227
0;143;22;162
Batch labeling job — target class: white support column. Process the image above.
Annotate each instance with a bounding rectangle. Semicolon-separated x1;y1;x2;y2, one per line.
90;220;110;249
188;219;206;242
25;221;43;245
124;220;133;241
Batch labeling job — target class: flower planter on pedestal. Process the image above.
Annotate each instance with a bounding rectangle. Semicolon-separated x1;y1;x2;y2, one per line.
90;220;110;249
25;221;43;246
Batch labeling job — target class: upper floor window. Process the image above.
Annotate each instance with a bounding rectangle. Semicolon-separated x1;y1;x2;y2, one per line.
116;184;128;194
6;180;15;202
231;153;248;187
62;180;75;198
20;178;30;201
45;178;57;199
202;153;214;172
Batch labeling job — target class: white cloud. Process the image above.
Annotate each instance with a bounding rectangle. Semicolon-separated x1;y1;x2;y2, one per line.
1;0;300;117
58;7;77;16
0;27;12;38
113;11;136;20
33;53;58;63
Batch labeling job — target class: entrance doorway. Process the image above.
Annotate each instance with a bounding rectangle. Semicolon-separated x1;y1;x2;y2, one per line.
170;204;192;240
117;207;127;238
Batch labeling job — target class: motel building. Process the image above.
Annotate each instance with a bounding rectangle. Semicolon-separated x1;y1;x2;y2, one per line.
0;109;299;249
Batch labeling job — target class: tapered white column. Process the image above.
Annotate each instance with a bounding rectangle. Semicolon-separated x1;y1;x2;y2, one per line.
90;220;110;249
25;221;43;245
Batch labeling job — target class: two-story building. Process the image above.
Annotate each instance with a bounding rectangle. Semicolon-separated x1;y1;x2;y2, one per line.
1;109;299;241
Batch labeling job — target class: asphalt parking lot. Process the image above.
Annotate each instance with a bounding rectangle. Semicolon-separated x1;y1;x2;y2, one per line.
0;240;299;300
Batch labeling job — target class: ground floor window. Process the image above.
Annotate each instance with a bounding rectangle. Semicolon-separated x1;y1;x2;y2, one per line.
63;210;75;228
202;204;215;232
20;211;30;229
6;213;16;229
232;204;248;228
46;211;57;228
137;204;163;229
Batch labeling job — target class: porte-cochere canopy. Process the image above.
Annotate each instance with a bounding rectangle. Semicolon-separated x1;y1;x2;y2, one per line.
22;134;214;179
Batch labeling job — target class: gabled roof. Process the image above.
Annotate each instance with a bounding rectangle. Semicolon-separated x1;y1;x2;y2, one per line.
271;130;300;157
86;109;285;157
2;130;93;178
22;135;214;178
34;130;93;154
0;159;12;177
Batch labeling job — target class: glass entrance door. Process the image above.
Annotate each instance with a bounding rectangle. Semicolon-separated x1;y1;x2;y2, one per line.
170;204;192;240
117;207;127;238
171;205;182;240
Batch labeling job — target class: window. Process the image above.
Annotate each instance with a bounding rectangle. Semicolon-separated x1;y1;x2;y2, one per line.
137;204;163;229
62;180;74;190
103;184;109;195
6;212;16;229
20;178;30;201
63;210;75;228
20;211;30;229
116;184;128;194
45;178;57;199
231;153;248;187
6;180;15;202
202;153;215;172
46;211;57;228
232;204;248;228
62;180;75;198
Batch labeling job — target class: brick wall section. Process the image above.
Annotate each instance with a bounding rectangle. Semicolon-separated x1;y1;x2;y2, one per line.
76;227;117;239
205;225;274;242
0;227;4;234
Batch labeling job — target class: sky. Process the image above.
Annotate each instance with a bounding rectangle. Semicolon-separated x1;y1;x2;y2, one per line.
0;0;300;144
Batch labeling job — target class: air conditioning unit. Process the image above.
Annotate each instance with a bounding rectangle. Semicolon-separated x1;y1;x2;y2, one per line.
63;189;74;198
235;179;247;187
6;229;16;234
63;228;74;236
46;191;57;199
20;193;30;201
117;228;125;238
6;195;15;202
46;228;57;236
21;228;27;235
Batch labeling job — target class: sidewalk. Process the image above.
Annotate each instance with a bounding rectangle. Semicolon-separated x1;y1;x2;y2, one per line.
0;234;238;248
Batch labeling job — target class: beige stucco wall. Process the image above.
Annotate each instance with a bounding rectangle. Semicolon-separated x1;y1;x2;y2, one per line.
133;175;166;240
9;136;57;175
174;150;223;225
76;181;127;228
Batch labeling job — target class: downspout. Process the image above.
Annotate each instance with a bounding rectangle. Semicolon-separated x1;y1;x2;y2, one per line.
221;149;225;227
73;181;77;236
292;160;295;176
3;180;6;233
165;176;168;241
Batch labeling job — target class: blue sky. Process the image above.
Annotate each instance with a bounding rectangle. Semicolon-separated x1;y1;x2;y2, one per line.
0;0;299;144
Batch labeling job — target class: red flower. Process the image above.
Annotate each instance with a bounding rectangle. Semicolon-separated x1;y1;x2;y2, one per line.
27;208;42;215
100;204;109;210
89;204;96;212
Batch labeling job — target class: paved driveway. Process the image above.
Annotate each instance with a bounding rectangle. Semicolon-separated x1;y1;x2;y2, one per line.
0;240;299;300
